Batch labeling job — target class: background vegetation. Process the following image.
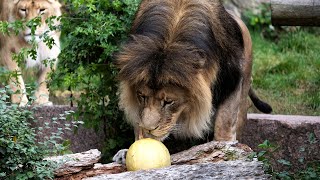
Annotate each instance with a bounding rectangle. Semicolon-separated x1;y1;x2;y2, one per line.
0;86;74;179
49;0;141;161
250;30;320;116
244;3;320;116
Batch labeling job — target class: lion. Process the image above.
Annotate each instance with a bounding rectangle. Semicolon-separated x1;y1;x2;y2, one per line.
0;0;61;106
113;0;272;163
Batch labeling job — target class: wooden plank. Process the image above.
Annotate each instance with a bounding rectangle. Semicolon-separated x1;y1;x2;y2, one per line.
271;0;320;26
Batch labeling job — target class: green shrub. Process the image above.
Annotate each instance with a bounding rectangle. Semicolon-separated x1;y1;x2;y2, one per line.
243;3;277;39
0;86;55;179
1;0;140;164
50;0;141;161
0;84;78;179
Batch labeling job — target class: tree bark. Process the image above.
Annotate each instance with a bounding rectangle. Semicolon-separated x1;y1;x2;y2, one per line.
271;0;320;26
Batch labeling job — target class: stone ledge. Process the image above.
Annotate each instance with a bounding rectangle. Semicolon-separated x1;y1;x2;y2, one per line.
85;161;269;180
243;114;320;172
248;114;320;124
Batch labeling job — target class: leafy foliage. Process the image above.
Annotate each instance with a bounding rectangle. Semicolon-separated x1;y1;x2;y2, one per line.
50;0;140;161
243;3;277;39
1;0;139;165
0;86;55;179
0;84;78;179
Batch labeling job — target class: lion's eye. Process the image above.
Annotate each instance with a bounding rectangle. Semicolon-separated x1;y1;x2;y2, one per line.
39;8;46;14
19;8;27;13
137;92;147;103
161;99;174;107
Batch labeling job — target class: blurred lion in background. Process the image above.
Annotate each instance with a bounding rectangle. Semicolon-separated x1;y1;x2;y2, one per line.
0;0;61;106
113;0;272;163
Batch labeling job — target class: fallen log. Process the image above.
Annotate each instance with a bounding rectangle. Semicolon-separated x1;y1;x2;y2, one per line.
271;0;320;26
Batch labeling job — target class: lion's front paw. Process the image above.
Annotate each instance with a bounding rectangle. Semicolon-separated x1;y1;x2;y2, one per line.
18;100;29;107
12;94;29;107
112;149;128;165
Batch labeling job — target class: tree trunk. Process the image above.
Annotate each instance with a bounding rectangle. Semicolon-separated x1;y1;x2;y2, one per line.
271;0;320;26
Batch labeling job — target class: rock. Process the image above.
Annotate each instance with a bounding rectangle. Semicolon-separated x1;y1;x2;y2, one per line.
45;149;101;176
242;114;320;172
54;163;126;180
171;141;252;165
85;161;269;180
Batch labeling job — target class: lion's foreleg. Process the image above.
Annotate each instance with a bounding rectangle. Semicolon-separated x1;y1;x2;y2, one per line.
34;67;52;105
214;82;242;141
112;124;142;164
1;50;29;106
10;74;29;106
134;126;144;140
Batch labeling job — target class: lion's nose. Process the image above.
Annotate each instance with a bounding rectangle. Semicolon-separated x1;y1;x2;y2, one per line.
141;107;160;127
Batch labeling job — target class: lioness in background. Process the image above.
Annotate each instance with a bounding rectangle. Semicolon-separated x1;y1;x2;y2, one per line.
0;0;61;106
114;0;272;163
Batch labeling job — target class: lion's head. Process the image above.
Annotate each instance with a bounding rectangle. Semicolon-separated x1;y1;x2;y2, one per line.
117;71;214;141
6;0;61;42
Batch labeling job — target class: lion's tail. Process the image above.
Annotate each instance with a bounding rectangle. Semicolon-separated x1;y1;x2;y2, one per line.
249;88;272;114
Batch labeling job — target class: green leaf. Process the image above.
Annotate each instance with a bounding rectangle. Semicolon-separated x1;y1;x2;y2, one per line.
27;171;34;178
308;132;317;144
277;159;292;166
258;140;271;149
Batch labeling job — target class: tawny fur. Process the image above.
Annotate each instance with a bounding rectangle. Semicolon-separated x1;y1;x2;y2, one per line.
0;0;61;106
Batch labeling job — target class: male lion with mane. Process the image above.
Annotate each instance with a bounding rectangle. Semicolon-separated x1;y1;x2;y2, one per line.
114;0;272;163
0;0;61;106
